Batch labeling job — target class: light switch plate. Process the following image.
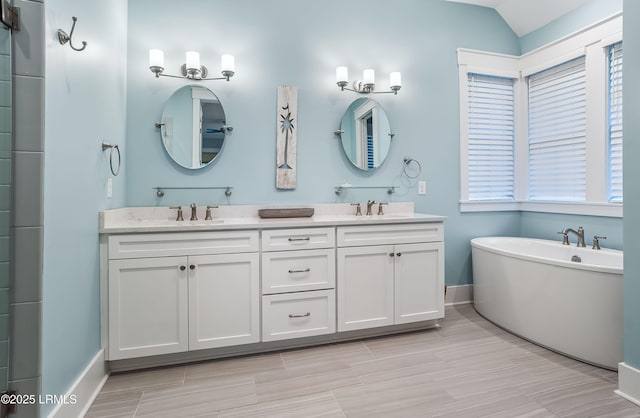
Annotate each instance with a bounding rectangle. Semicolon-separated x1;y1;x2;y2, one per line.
107;178;113;199
418;181;426;195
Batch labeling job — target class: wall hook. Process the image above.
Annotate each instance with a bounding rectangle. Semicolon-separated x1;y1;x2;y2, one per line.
58;16;87;52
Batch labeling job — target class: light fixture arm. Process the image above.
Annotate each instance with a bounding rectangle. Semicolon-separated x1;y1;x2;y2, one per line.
337;81;401;95
336;68;401;95
149;50;235;82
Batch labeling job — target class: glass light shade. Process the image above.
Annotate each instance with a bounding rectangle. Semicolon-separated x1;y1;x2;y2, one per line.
186;51;200;71
363;69;375;85
390;72;402;88
336;66;348;83
221;54;235;73
149;49;164;68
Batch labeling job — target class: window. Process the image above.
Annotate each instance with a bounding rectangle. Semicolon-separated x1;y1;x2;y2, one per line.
608;42;623;203
457;14;622;217
467;73;515;200
527;56;586;201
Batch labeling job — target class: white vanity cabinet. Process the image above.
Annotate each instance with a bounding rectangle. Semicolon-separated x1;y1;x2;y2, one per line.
105;231;259;360
336;223;445;332
100;205;446;368
260;228;336;342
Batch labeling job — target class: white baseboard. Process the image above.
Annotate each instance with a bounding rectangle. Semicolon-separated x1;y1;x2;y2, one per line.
48;349;109;418
615;362;640;407
445;284;473;306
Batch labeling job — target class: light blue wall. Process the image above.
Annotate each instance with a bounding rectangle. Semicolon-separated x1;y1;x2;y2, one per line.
622;0;640;370
41;0;128;415
126;0;522;287
520;0;623;54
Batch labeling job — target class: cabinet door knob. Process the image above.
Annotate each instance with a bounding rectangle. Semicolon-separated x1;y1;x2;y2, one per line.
190;265;195;270
179;265;186;271
389;253;395;257
396;252;402;257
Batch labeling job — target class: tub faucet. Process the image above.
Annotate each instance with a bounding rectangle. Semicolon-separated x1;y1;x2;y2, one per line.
557;230;569;245
592;235;606;250
563;226;586;247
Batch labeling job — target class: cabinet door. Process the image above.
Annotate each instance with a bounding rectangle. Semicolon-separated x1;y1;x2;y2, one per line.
108;257;188;360
337;245;394;332
394;242;444;324
188;253;260;350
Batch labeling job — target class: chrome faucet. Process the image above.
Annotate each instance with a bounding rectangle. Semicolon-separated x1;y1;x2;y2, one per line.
592;235;606;250
205;205;218;220
366;200;376;216
190;203;198;221
351;202;362;216
563;226;586;247
377;202;388;215
170;206;184;221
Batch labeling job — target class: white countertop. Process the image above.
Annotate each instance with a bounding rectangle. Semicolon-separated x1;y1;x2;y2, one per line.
99;203;446;234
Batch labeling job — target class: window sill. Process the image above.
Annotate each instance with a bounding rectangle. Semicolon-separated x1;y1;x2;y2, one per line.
460;200;622;218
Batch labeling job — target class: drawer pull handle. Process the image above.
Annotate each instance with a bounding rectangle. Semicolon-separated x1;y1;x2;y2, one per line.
288;237;311;242
179;265;186;271
289;312;311;318
396;252;402;257
288;268;311;274
389;253;395;257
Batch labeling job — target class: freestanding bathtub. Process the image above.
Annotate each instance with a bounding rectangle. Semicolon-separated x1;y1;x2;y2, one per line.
471;237;623;370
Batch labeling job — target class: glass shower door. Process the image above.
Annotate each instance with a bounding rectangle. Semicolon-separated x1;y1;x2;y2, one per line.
0;23;12;397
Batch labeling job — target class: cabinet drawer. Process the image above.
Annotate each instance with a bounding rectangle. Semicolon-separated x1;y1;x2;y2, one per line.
262;290;336;342
109;231;259;259
261;228;335;251
262;249;335;294
337;223;443;247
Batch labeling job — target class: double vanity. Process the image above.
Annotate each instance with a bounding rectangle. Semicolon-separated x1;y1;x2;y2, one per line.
99;203;445;370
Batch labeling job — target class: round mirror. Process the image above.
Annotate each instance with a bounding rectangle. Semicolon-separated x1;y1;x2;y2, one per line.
339;98;392;171
159;85;228;169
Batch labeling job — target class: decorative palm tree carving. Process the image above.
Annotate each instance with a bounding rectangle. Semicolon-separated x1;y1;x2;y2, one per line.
279;104;295;169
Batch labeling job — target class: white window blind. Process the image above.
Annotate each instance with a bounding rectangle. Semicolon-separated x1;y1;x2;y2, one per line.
528;56;586;201
608;42;623;203
467;73;515;200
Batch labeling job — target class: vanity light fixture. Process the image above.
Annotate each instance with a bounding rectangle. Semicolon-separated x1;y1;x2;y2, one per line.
149;49;235;81
336;67;401;95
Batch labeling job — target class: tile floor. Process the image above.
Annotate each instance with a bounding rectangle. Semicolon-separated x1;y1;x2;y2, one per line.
86;304;640;417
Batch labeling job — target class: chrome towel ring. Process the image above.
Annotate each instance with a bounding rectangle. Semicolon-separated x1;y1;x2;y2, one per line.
402;156;421;179
102;141;121;176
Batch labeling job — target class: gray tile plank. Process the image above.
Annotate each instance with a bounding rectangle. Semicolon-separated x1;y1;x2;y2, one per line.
84;305;640;418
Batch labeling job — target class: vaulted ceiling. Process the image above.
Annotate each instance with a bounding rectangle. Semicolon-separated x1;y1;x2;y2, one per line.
447;0;593;36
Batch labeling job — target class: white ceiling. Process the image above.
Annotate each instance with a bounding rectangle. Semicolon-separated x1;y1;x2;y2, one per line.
448;0;593;36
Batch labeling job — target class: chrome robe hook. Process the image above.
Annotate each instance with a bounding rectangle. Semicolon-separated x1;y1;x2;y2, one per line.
58;16;87;52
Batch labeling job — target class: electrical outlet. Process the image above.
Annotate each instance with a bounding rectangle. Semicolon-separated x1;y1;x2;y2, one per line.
418;181;427;195
107;178;113;199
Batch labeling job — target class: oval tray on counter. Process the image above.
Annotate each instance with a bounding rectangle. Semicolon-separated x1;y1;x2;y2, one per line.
258;208;315;218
